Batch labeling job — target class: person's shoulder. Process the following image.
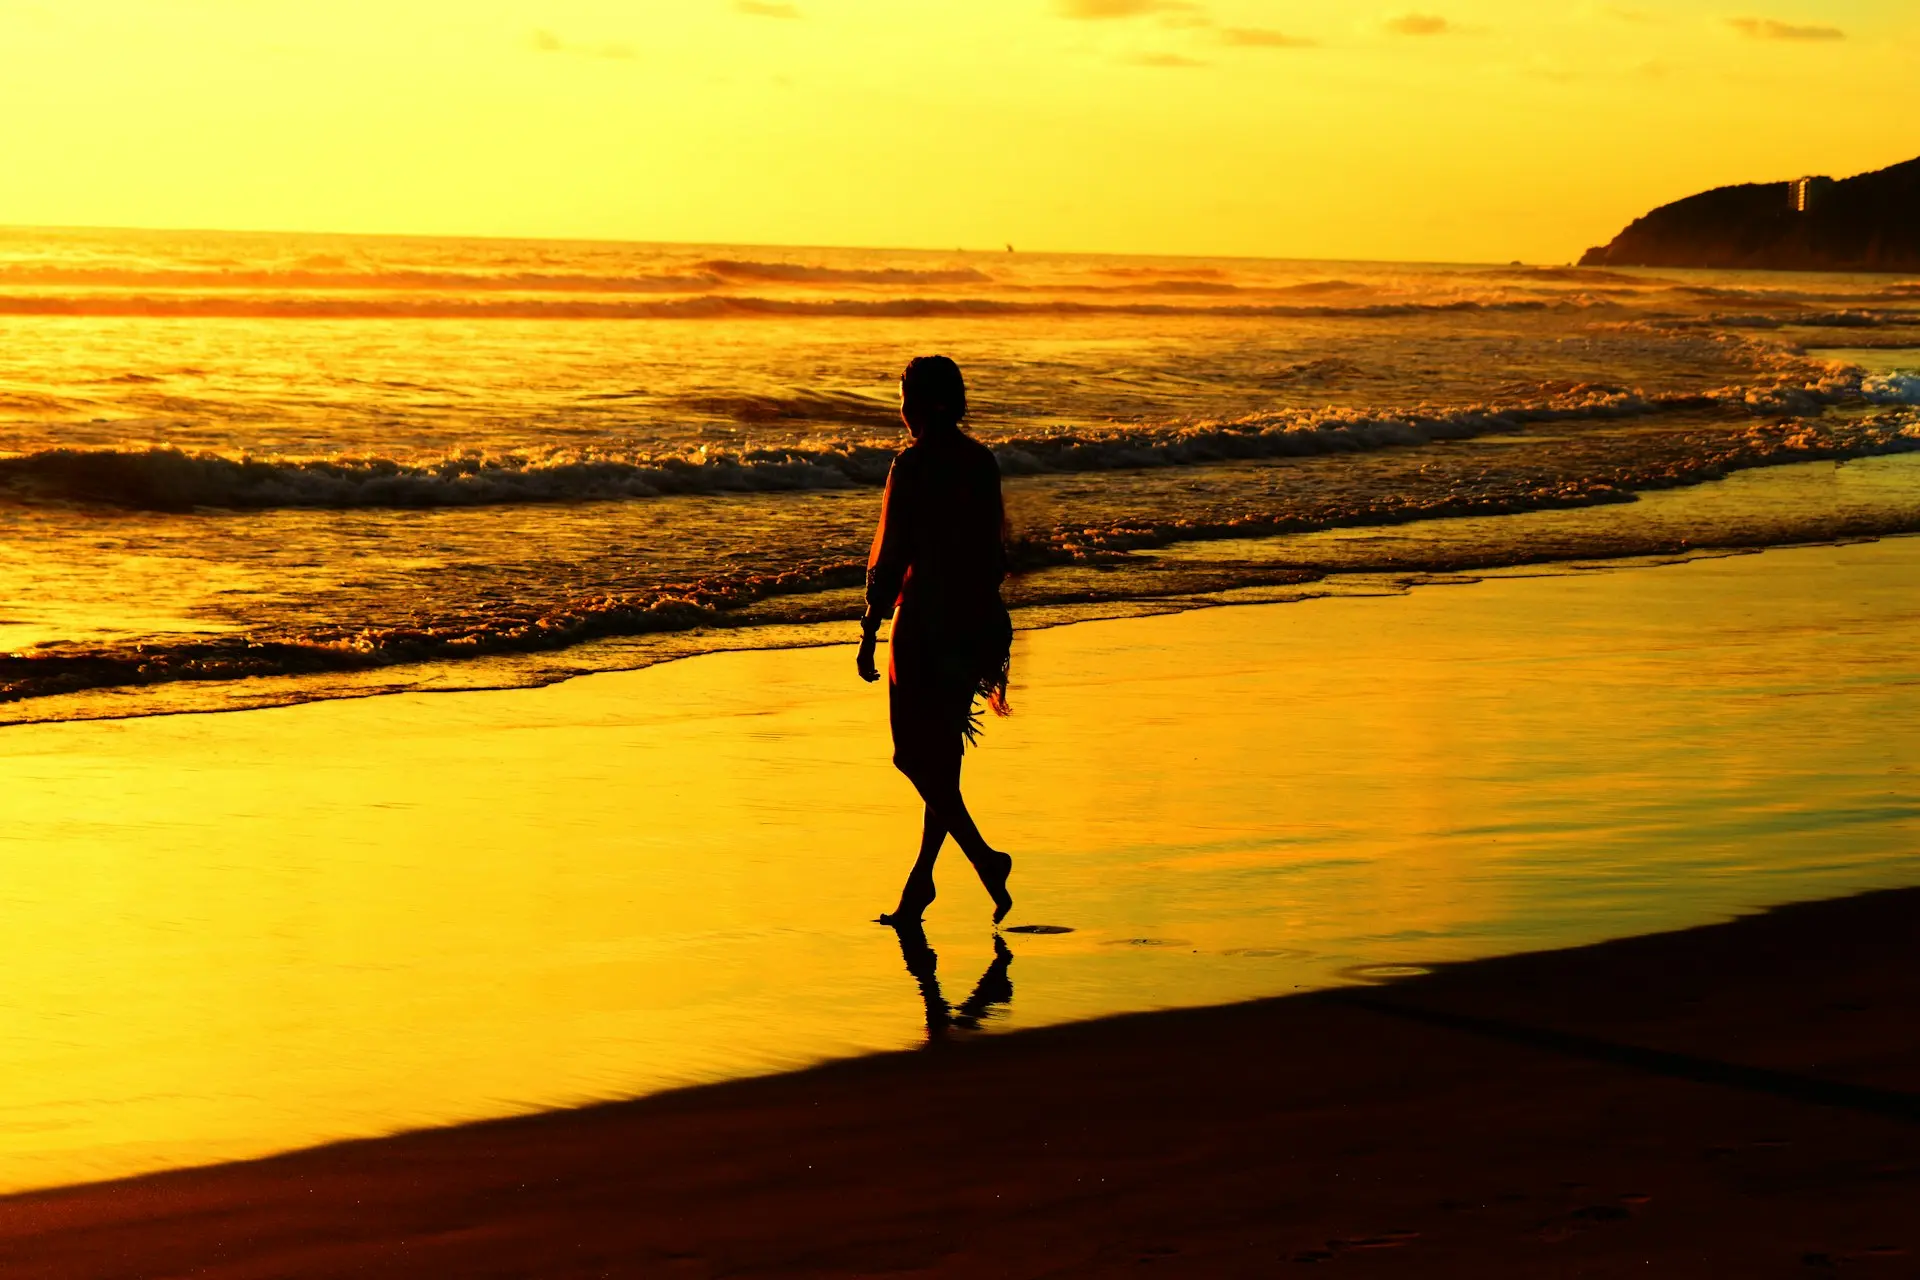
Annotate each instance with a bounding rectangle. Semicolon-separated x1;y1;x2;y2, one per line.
887;442;927;487
957;431;998;469
896;429;995;475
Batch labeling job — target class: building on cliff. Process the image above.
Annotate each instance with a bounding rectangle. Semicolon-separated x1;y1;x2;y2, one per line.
1789;176;1835;213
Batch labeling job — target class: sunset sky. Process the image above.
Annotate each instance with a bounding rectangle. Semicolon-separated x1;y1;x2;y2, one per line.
1;0;1913;262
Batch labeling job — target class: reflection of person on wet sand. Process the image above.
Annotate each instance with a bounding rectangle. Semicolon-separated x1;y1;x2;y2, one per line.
889;922;1015;1040
857;355;1015;925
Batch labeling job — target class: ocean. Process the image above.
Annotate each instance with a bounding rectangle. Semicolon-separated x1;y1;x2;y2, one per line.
3;225;1918;724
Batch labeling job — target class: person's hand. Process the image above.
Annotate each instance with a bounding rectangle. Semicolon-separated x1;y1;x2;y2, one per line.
856;634;881;683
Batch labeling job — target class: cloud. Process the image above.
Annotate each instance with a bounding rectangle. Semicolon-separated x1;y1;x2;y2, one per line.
1059;0;1201;18
527;29;636;58
1127;51;1208;66
1384;13;1459;34
736;0;802;16
1728;16;1844;40
1219;26;1316;47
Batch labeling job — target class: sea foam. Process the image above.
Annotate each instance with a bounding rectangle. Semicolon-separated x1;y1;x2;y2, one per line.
2;367;1903;511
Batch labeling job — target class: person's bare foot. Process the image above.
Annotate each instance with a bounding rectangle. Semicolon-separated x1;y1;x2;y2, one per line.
878;875;936;925
977;850;1013;924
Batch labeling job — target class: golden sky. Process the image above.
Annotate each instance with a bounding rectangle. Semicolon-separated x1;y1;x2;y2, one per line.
0;0;1912;262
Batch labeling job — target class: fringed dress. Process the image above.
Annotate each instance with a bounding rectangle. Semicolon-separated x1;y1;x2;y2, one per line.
862;425;1012;776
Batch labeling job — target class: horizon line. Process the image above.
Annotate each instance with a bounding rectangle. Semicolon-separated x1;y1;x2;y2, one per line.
0;221;1583;271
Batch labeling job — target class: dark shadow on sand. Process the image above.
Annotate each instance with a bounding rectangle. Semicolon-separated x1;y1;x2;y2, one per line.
1339;992;1920;1124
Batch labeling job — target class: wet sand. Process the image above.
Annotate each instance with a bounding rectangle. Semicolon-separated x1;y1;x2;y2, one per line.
0;885;1914;1277
1;536;1918;1200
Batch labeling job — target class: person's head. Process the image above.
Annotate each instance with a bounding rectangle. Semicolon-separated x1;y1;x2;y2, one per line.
899;355;967;437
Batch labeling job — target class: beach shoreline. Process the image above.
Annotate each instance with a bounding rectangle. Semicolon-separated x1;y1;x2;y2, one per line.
11;448;1920;731
0;885;1913;1276
0;534;1916;1200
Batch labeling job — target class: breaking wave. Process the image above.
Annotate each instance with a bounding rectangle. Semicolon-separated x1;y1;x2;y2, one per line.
1680;309;1920;330
0;266;724;293
1010;279;1364;297
0;262;1397;298
0;445;893;511
1094;265;1230;279
695;259;990;285
7;411;1920;713
6;366;1913;511
1471;266;1657;284
0;292;1563;322
1055;279;1248;296
665;389;903;426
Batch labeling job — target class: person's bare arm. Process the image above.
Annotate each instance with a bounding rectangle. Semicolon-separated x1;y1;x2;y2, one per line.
859;461;909;683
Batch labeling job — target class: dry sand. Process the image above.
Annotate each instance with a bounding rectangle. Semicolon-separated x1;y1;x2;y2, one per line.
0;886;1913;1278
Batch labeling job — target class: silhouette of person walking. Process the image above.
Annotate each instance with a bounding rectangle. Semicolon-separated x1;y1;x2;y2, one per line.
857;356;1015;925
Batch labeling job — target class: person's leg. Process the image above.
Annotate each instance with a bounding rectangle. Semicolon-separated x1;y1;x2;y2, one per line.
901;756;1013;924
882;679;951;923
889;680;1014;923
879;805;944;923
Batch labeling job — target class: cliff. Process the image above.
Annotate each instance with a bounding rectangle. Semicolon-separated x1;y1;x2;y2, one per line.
1580;155;1920;272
